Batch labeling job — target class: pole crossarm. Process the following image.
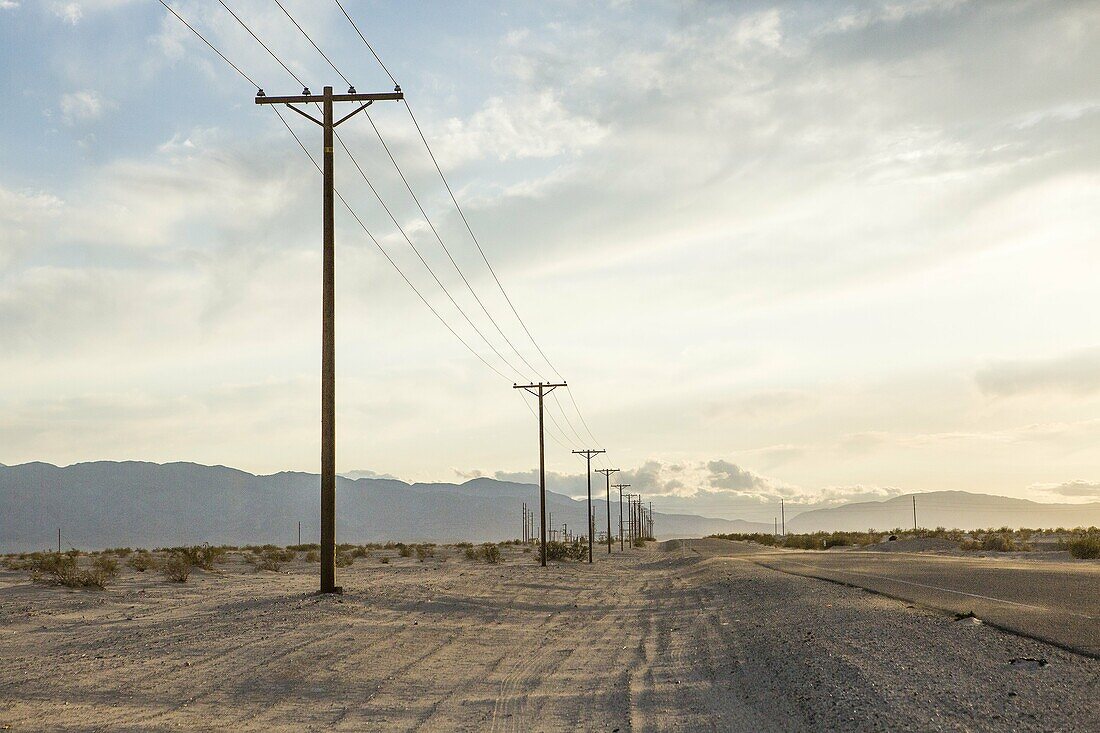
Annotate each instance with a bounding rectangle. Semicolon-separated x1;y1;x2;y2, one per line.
514;381;567;396
256;91;404;105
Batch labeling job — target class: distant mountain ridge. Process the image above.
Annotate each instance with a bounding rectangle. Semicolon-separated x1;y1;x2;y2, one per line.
0;461;769;552
787;490;1100;532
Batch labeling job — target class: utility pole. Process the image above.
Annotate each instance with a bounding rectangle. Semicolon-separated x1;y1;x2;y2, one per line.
298;521;301;547
913;495;917;533
781;499;786;536
613;484;631;550
57;528;61;554
596;468;619;554
513;382;567;566
256;85;403;594
572;449;605;564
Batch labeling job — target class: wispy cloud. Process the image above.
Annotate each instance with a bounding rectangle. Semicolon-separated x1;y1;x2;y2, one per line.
976;349;1100;397
59;90;107;124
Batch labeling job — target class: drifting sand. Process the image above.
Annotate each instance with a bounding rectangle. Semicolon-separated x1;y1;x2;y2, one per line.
1;542;1097;731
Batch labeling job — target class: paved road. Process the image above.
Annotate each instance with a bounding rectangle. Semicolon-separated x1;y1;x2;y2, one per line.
688;538;1100;657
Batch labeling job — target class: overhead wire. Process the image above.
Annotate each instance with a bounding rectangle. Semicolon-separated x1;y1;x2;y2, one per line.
218;0;528;384
272;0;352;88
327;0;610;457
160;0;578;451
267;0;554;389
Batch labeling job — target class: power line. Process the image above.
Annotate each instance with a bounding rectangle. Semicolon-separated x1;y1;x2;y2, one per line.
217;0;305;88
331;0;399;87
360;110;548;382
159;0;603;461
157;0;259;90
215;0;528;385
272;0;352;88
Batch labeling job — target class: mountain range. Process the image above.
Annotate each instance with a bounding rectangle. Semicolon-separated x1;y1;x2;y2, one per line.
0;461;769;552
2;461;1097;552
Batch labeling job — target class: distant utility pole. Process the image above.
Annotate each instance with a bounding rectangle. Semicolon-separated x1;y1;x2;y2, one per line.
298;521;301;546
781;499;786;536
256;85;403;594
613;484;631;550
913;496;917;532
572;449;606;564
596;468;619;554
514;382;567;566
57;528;61;554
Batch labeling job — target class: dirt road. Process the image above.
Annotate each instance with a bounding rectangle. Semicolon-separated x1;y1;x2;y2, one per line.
1;543;1097;731
703;541;1100;657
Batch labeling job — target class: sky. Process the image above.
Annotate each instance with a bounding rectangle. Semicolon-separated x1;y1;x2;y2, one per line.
2;0;1100;521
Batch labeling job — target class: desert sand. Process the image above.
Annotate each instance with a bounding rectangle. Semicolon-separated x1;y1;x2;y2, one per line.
1;540;1097;732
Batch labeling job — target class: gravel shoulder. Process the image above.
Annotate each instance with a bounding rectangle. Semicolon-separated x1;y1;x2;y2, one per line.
1;544;1097;731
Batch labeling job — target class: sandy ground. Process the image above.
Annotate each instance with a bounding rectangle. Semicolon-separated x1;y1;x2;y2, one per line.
1;542;1098;732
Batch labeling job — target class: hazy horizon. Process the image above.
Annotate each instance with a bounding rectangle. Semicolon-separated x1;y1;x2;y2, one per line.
3;1;1100;514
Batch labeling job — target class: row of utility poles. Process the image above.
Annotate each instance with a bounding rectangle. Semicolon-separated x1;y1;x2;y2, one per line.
510;385;656;567
253;81;654;590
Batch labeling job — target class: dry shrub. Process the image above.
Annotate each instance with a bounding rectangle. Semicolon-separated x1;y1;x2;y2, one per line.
127;551;159;572
162;555;191;582
335;552;354;568
1068;535;1100;559
351;546;370;558
31;552;115;589
478;543;501;564
397;544;412;558
415;544;434;561
305;549;320;563
379;556;390;564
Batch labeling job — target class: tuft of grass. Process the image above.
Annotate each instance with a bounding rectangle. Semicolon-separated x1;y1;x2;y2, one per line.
1068;535;1100;559
379;556;390;564
305;549;320;563
335;552;354;568
162;555;191;582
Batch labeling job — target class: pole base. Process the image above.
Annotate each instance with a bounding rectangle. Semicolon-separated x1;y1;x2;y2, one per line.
317;586;344;595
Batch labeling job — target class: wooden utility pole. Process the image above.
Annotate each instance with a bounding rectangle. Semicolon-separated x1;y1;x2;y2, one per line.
572;449;605;563
596;468;619;554
781;499;786;536
913;495;917;532
514;382;567;566
256;85;403;594
613;484;630;550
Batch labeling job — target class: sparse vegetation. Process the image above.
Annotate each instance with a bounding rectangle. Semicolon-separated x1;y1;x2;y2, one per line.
415;544;434;561
397;543;412;558
1068;535;1100;559
335;552;354;568
478;543;501;564
305;549;320;562
163;544;226;570
464;547;477;560
379;556;390;564
28;551;117;588
162;554;192;582
127;551;158;572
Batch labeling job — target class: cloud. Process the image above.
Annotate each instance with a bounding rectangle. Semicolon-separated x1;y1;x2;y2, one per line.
0;2;21;11
434;91;607;168
705;459;769;491
60;90;106;124
1035;480;1100;498
976;348;1100;397
51;2;81;24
